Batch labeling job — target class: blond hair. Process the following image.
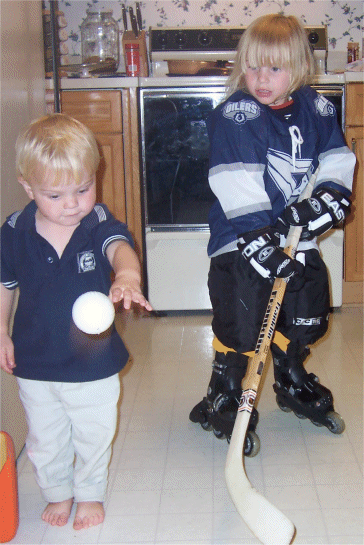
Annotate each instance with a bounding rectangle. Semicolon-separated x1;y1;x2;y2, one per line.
226;14;315;99
15;113;100;186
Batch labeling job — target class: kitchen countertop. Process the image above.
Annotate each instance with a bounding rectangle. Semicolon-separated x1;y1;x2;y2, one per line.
48;76;139;90
50;74;227;89
48;70;362;90
345;71;364;82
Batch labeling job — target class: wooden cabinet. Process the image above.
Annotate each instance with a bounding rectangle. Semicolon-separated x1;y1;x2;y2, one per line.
345;125;363;281
345;82;364;126
60;89;143;259
344;83;363;302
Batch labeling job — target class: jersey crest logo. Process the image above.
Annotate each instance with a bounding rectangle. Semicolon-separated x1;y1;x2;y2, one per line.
314;95;335;117
77;250;96;273
222;99;261;125
267;149;313;203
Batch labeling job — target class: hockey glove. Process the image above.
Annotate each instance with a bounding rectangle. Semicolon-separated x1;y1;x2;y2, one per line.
279;188;351;239
238;228;304;281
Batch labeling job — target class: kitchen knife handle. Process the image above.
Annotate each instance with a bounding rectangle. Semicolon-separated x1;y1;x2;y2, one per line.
136;2;143;31
129;6;139;37
122;4;128;31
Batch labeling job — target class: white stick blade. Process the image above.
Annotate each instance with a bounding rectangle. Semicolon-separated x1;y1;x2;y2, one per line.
225;473;295;545
225;411;295;545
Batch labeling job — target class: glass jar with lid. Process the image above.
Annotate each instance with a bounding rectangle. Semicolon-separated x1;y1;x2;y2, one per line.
80;9;119;71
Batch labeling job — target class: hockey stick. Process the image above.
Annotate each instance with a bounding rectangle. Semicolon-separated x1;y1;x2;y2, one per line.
225;167;319;545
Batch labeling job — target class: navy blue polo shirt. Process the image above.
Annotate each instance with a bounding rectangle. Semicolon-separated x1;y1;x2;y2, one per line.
1;201;132;382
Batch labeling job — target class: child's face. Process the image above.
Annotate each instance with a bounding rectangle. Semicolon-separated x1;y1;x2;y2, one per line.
245;65;291;106
19;171;97;228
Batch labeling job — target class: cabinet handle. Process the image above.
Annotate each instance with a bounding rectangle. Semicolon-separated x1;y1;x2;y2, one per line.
351;138;356;155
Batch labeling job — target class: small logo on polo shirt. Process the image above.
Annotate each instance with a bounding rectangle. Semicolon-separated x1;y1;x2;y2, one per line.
77;250;96;273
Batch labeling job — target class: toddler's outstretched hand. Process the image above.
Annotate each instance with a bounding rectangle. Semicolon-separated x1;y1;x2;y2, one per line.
109;270;152;311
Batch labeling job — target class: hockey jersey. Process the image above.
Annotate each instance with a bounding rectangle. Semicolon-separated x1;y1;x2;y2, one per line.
207;85;356;257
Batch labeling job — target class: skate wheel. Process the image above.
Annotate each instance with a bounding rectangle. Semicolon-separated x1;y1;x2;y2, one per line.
201;420;212;432
276;395;292;413
326;411;346;434
213;429;226;440
312;420;323;427
244;431;260;458
294;411;307;419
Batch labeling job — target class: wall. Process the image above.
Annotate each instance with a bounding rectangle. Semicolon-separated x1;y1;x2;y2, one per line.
0;0;45;457
56;0;363;68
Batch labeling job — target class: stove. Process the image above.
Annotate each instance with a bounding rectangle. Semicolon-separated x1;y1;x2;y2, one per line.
149;25;328;77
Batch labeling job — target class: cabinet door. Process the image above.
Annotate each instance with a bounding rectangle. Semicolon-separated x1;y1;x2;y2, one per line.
60;89;143;259
96;133;126;223
61;90;126;223
345;125;363;282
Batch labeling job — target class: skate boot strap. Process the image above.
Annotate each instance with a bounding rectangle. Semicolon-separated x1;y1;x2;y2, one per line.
212;390;241;413
212;359;227;375
288;372;319;395
212;353;249;373
272;346;311;370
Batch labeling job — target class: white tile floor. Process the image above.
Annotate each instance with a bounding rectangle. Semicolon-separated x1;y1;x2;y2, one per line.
10;306;363;545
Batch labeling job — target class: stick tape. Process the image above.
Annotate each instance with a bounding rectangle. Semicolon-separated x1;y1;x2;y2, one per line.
238;389;257;413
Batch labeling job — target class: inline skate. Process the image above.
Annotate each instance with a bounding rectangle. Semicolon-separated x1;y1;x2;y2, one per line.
189;351;260;457
272;344;345;434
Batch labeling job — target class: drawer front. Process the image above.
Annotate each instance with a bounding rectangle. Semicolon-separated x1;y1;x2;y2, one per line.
61;90;122;133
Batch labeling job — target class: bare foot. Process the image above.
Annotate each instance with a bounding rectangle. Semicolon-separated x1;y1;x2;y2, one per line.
73;501;105;530
42;498;73;526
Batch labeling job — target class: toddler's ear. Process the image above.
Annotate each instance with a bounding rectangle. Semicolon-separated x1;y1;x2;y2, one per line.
18;178;34;200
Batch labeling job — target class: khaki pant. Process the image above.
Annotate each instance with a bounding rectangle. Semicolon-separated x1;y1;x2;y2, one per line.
17;374;120;503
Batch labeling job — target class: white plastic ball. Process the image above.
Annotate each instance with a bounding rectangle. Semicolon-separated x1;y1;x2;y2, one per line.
72;291;115;334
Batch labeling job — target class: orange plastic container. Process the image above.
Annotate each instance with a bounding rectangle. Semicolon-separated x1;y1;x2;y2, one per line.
0;432;19;542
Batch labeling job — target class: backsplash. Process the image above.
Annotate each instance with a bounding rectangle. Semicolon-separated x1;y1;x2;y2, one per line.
52;0;363;68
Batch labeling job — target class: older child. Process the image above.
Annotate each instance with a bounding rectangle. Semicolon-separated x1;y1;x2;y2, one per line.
0;114;152;530
190;14;355;447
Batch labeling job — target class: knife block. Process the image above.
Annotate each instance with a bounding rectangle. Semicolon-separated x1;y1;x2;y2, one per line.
122;30;149;77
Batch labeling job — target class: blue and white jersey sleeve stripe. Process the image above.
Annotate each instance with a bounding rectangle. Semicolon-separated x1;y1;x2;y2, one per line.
209;162;271;221
315;146;356;197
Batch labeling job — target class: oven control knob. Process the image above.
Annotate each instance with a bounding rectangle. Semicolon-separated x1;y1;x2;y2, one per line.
157;32;168;47
198;31;212;47
174;31;187;47
308;31;319;46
